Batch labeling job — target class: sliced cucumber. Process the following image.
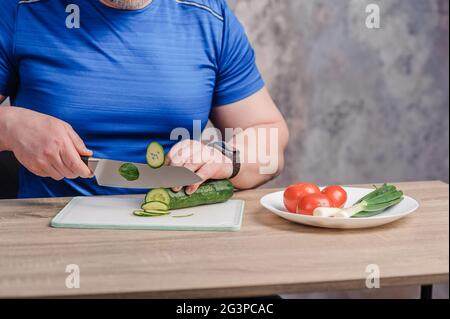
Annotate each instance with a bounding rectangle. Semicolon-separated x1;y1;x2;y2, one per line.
145;188;170;206
146;142;165;169
133;210;167;217
133;210;146;216
119;163;139;181
141;210;171;216
141;201;169;212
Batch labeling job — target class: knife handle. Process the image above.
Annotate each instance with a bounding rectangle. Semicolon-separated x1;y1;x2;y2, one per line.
81;156;90;166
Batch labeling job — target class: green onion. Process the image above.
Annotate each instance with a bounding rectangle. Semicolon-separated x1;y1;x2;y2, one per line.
348;184;404;218
355;184;395;204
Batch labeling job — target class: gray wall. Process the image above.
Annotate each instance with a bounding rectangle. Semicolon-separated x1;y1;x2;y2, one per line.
228;0;449;187
2;0;449;188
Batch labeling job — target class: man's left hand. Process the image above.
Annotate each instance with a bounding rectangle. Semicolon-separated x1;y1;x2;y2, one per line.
166;140;233;195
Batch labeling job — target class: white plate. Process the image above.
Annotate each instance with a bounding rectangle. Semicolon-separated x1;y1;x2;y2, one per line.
260;187;419;229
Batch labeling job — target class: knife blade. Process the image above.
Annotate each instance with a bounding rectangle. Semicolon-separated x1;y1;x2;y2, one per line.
82;157;203;189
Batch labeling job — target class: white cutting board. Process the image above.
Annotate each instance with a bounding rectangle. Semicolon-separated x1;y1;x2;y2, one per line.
51;197;245;232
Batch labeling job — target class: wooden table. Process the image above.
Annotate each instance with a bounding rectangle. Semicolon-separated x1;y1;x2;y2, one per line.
0;181;448;298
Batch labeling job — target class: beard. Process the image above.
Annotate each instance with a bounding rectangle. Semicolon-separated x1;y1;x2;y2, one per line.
101;0;153;10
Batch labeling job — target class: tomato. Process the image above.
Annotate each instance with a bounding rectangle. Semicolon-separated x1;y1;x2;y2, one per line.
283;183;321;213
297;194;332;215
322;185;347;208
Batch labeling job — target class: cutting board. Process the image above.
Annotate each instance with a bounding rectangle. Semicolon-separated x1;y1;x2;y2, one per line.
51;196;245;232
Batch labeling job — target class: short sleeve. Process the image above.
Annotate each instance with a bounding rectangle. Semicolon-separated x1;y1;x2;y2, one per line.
212;2;264;107
0;1;18;97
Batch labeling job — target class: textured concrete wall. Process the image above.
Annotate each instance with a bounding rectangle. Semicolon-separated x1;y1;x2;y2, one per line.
228;0;449;186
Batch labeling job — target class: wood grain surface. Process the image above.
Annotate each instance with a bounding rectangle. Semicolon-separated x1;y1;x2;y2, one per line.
0;181;448;298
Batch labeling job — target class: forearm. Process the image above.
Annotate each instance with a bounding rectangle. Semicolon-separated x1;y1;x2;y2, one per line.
229;121;289;190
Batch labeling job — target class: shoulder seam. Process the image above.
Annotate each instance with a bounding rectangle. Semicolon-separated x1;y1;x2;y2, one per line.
175;0;224;22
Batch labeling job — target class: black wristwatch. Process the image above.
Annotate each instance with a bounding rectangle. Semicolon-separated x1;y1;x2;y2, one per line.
208;141;241;179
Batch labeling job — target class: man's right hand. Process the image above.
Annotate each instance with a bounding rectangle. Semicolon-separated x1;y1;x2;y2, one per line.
0;106;93;180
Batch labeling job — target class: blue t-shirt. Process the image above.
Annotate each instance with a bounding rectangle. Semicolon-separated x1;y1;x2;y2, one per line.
0;0;264;198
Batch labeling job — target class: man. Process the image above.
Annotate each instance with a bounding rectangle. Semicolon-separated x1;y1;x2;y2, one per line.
0;0;289;198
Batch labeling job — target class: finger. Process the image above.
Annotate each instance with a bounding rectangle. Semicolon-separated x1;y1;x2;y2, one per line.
169;144;195;166
54;149;78;179
21;160;46;178
165;140;191;166
36;160;63;180
67;130;93;177
67;127;92;157
41;146;70;180
167;141;203;166
183;160;205;174
175;147;205;169
171;161;204;192
48;163;65;181
61;139;93;178
172;186;183;192
170;149;204;192
41;144;78;179
28;166;49;179
185;162;218;195
16;156;49;179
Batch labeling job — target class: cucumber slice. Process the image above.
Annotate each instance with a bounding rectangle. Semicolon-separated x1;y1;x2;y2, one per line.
146;142;165;169
119;163;139;181
133;210;167;217
142;210;171;216
145;188;170;206
141;201;169;212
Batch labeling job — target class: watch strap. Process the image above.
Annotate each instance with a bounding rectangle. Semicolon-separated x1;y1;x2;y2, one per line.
207;141;241;179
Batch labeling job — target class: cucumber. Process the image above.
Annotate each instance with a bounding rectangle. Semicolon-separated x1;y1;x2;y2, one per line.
141;201;169;212
145;180;234;210
145;188;170;205
119;163;139;181
146;142;165;169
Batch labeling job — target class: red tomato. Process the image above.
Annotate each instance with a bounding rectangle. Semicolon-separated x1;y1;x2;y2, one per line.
283;183;321;213
322;185;347;208
297;194;332;215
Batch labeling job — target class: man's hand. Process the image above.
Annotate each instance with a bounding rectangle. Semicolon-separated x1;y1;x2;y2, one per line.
0;107;93;180
166;140;233;195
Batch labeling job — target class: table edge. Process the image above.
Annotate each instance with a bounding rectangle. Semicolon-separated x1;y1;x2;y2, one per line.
3;273;448;299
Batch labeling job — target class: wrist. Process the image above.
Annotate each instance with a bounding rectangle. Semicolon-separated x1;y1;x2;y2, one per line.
0;107;17;151
207;141;241;179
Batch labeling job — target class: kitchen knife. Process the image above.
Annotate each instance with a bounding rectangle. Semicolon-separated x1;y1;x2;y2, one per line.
81;156;203;189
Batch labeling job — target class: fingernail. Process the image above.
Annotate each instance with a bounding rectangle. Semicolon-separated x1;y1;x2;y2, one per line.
185;187;194;195
173;187;182;192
